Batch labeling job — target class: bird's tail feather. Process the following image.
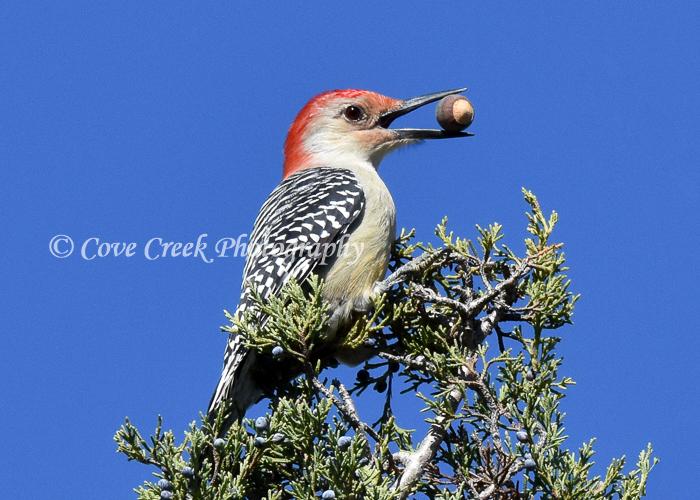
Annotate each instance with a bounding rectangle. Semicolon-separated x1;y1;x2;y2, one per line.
207;335;262;430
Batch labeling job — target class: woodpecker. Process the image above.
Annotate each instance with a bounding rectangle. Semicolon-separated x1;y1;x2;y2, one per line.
209;87;471;422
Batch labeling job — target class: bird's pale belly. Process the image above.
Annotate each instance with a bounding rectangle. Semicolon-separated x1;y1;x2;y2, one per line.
320;217;394;309
318;168;396;340
318;214;394;364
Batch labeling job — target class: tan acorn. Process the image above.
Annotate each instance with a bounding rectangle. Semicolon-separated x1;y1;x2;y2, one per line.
436;95;474;132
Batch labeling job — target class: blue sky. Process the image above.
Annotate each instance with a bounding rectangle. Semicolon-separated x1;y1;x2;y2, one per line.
2;1;698;498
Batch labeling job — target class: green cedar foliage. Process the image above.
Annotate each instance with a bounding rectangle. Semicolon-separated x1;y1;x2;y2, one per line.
116;190;656;499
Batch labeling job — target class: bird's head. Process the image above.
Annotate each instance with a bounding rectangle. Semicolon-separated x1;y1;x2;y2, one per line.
283;88;471;178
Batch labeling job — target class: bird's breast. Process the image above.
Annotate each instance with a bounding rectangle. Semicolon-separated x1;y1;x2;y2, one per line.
319;166;396;317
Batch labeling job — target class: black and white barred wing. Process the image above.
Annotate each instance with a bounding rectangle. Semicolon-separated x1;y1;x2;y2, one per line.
208;167;365;415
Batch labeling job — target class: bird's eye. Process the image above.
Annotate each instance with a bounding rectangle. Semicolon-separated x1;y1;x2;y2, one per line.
343;105;364;122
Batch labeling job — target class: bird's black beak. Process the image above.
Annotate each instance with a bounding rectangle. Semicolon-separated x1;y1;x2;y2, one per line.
378;87;474;139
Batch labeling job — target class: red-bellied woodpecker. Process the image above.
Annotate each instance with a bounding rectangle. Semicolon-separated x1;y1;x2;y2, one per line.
208;88;471;422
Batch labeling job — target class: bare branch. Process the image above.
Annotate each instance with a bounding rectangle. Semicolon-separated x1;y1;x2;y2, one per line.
392;386;464;498
311;377;380;445
374;248;451;296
